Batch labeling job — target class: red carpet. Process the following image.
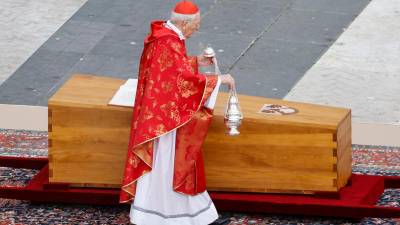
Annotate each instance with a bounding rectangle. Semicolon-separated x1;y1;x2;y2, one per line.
1;156;399;219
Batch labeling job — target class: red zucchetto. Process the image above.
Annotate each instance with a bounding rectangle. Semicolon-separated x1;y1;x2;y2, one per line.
173;0;199;15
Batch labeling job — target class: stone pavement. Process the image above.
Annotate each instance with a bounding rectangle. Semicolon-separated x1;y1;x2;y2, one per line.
0;0;87;84
285;0;400;125
0;0;369;107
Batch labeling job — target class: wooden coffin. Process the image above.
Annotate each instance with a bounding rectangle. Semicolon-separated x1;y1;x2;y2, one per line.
48;74;352;194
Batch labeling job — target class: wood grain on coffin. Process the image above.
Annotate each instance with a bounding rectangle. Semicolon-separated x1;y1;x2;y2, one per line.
335;111;352;188
48;76;132;185
205;166;337;192
214;92;349;130
47;74;351;194
203;143;337;170
48;107;54;179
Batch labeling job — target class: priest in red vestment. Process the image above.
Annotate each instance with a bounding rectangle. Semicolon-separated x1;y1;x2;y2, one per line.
119;1;235;224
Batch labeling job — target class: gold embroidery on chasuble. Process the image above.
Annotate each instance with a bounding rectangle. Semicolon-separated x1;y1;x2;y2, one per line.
145;43;154;60
145;79;156;99
181;103;188;110
156;73;161;82
160;101;181;123
142;106;154;121
133;141;153;167
161;80;173;93
141;133;151;141
182;57;195;74
142;68;151;85
128;157;139;168
152;99;158;108
177;76;199;98
170;41;182;53
154;124;167;136
174;93;178;100
157;46;173;72
153;87;160;94
138;84;145;96
186;109;196;118
187;57;197;70
174;108;214;194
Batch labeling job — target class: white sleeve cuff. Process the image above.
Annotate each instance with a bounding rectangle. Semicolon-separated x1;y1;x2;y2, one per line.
204;76;221;109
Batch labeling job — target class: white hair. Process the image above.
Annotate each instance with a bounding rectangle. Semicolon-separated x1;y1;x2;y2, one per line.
170;11;200;23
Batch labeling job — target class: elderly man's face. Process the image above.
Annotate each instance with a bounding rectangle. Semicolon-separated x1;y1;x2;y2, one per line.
182;14;201;38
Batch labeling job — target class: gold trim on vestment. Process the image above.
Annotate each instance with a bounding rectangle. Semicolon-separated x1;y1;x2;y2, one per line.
120;76;212;203
120;145;153;204
131;75;209;150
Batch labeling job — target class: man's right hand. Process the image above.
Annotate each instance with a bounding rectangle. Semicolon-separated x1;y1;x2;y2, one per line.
220;74;235;89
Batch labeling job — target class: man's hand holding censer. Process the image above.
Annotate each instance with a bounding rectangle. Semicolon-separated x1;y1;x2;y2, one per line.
201;46;243;135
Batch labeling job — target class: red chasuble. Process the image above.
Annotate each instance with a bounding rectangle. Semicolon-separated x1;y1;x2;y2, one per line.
119;20;219;204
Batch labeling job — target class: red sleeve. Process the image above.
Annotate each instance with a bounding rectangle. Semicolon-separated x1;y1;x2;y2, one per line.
185;56;218;106
160;37;217;106
187;56;199;74
200;75;218;106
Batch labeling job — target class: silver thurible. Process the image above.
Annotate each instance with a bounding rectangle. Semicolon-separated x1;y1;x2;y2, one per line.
224;87;243;135
203;45;243;135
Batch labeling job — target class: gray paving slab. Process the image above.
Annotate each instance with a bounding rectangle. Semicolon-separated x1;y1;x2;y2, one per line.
67;54;139;80
230;38;327;98
99;24;148;47
186;32;255;73
226;0;296;9
51;20;93;37
0;0;371;106
292;0;371;14
42;35;74;52
96;55;139;79
117;1;171;26
71;0;199;25
89;5;138;24
89;37;142;59
68;54;111;75
42;20;114;52
69;0;115;22
0;49;83;105
63;37;102;54
263;8;359;45
200;1;285;37
234;38;327;76
230;67;297;98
